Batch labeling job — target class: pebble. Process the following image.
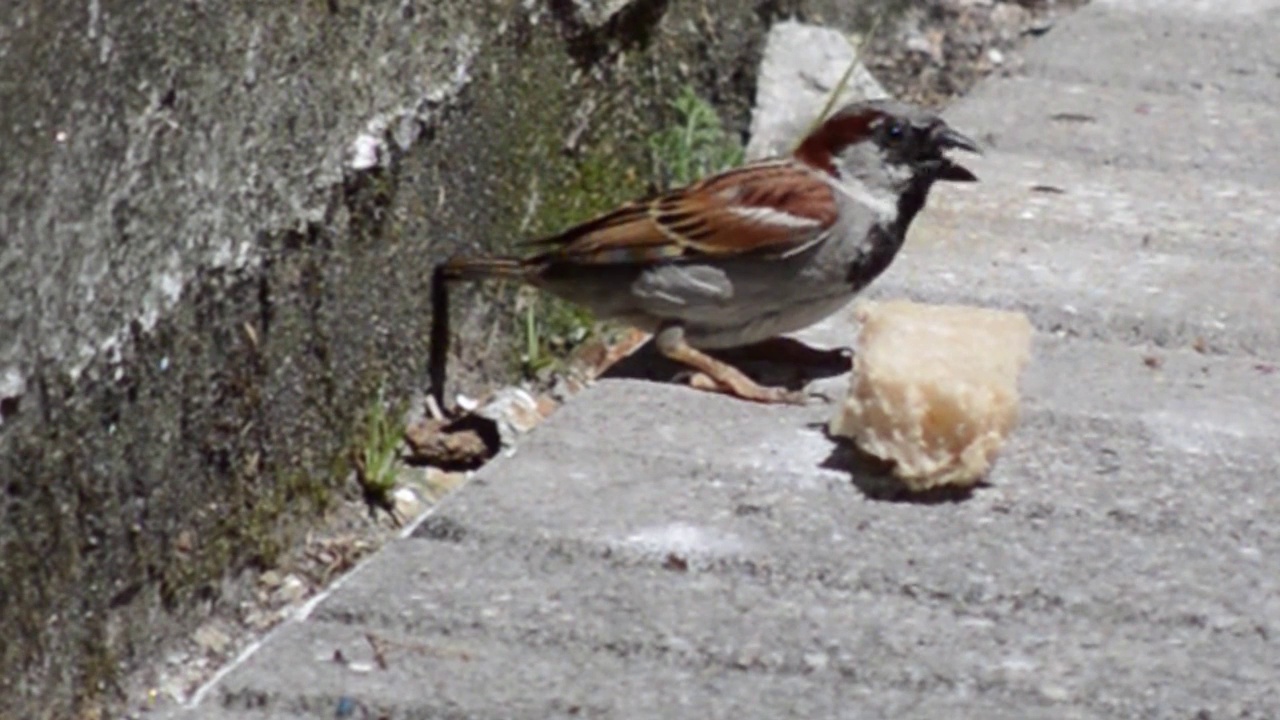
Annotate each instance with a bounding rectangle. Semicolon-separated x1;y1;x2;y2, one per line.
802;651;830;672
192;623;232;655
393;486;427;519
273;574;308;605
1040;683;1071;702
476;387;545;448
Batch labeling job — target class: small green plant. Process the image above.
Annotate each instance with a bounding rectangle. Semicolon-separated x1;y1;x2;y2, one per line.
514;288;595;379
648;85;744;187
353;387;403;515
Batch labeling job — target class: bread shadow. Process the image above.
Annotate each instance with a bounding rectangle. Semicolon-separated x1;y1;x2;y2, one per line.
602;336;852;391
813;424;983;504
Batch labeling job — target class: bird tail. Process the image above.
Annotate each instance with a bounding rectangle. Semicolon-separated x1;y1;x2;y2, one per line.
436;256;530;282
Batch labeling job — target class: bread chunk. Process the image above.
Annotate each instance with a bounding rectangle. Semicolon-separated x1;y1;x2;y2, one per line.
829;300;1033;490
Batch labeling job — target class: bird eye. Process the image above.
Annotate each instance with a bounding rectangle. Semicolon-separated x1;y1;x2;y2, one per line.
886;122;905;141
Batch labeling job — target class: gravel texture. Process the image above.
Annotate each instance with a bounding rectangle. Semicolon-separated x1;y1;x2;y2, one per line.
868;0;1089;108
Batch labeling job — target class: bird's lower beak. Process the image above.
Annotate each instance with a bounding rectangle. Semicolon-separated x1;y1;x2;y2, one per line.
934;126;981;182
937;158;979;182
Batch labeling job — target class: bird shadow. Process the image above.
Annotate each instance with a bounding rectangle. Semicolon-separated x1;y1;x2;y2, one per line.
811;422;983;504
601;336;852;391
600;336;980;504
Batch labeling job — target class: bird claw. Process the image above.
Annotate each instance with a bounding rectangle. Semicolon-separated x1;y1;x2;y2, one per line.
686;372;809;405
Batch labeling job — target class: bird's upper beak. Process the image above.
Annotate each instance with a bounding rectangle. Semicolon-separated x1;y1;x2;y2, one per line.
933;126;982;182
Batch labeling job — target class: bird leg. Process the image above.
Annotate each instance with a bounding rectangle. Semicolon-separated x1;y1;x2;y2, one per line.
654;326;805;405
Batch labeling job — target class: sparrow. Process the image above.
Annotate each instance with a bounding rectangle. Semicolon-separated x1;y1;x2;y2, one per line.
433;99;979;404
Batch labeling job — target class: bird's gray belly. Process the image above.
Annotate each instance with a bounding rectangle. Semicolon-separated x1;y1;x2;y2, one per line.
535;236;867;349
681;293;855;348
628;254;857;349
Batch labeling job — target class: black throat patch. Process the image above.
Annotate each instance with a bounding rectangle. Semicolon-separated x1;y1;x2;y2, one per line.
844;175;936;290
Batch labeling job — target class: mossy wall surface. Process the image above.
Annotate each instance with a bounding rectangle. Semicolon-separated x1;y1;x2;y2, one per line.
0;0;900;716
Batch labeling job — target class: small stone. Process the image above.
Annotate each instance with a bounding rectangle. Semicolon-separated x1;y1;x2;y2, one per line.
159;675;189;703
535;394;559;419
173;529;194;555
393;486;426;519
243;608;276;631
803;651;830;672
425;467;468;498
348;134;381;171
571;0;633;29
259;570;283;589
0;366;26;401
395;465;432;492
273;574;308;605
192;623;232;655
404;416;494;468
550;374;588;402
905;33;936;57
1040;683;1070;702
991;3;1030;37
399;465;467;501
476;387;544;440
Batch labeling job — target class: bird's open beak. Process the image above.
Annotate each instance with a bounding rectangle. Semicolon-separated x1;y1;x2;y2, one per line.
934;126;981;182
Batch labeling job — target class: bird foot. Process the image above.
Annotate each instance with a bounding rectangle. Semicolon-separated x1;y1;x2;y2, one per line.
685;372;807;405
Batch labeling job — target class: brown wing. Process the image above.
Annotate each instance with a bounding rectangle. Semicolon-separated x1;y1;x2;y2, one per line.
525;160;839;265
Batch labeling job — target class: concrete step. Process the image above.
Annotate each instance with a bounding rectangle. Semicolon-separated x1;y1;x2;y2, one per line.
1027;0;1280;104
863;117;1280;355
240;533;1273;718
874;237;1280;356
922;157;1278;262
956;76;1280;180
201;614;1110;720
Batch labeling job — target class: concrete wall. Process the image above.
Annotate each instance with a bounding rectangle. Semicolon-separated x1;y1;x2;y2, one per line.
0;0;896;715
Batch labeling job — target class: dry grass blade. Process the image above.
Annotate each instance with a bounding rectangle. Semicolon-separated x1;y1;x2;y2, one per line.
795;7;890;149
